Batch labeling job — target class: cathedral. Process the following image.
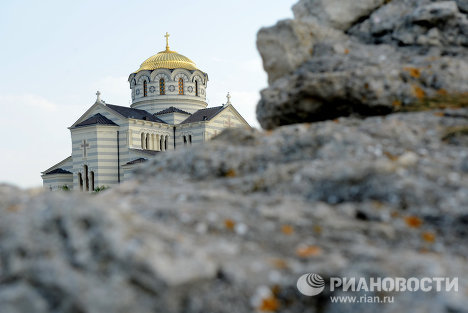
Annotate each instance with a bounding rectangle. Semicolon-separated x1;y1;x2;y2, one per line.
41;33;250;191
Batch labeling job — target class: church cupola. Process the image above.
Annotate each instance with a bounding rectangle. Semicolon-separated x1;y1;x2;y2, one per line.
128;33;209;115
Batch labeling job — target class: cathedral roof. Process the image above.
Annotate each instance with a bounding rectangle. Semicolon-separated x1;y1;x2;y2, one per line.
44;168;72;175
74;113;118;128
106;104;167;123
181;106;224;124
154;106;191;116
134;34;199;73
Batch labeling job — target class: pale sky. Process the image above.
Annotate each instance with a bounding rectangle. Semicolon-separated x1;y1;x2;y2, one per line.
0;0;296;188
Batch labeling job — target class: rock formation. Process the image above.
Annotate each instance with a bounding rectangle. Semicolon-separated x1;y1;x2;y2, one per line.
1;0;467;312
257;0;468;129
1;108;467;312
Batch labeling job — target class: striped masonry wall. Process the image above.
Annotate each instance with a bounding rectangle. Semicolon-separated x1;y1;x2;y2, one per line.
43;98;250;191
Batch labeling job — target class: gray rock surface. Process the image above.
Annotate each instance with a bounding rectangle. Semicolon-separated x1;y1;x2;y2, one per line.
1;109;467;312
256;0;468;129
292;0;386;31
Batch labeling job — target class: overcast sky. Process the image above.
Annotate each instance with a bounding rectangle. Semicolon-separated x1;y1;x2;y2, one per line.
0;0;296;188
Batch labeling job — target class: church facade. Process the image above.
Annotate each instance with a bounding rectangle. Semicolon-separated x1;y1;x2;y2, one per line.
41;34;250;191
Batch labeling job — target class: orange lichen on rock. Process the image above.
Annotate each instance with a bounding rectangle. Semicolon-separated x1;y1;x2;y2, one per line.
224;219;235;230
422;232;436;243
281;225;294;235
433;112;445;117
271;285;281;296
296;245;322;258
412;85;426;99
437;89;448;96
384;151;399;161
6;204;21;212
404;67;421;78
405;216;423;228
224;169;237;177
259;296;279;312
398;92;467;113
270;258;289;269
392;100;402;107
344;48;350;54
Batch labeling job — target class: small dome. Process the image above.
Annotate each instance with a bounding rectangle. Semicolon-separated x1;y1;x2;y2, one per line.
135;48;198;73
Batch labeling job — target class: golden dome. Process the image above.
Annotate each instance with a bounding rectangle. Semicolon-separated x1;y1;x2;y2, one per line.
135;33;199;73
135;46;198;73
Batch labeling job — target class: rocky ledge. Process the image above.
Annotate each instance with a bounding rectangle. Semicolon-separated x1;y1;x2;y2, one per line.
1;108;467;313
256;0;468;129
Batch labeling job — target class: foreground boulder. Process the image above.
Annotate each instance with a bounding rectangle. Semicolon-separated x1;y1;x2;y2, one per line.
1;109;467;312
256;0;468;129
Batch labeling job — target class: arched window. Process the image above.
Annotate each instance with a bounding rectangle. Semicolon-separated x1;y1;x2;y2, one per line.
183;135;187;146
84;165;89;191
165;136;168;150
90;171;95;191
143;81;148;97
195;81;199;96
189;135;192;144
145;133;150;150
178;78;184;95
159;78;165;95
78;173;83;191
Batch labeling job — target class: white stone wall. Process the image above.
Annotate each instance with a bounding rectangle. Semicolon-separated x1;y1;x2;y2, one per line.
175;122;205;148
129;69;208;114
128;120;173;151
122;163;142;181
41;157;74;190
173;112;191;124
155;112;191;125
174;106;250;147
67;118;173;192
96;127;121;186
42;174;73;191
131;97;208;115
204;106;249;140
71;125;120;191
127;149;158;161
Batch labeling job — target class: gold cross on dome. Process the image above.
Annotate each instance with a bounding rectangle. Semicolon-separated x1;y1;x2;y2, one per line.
165;32;170;50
